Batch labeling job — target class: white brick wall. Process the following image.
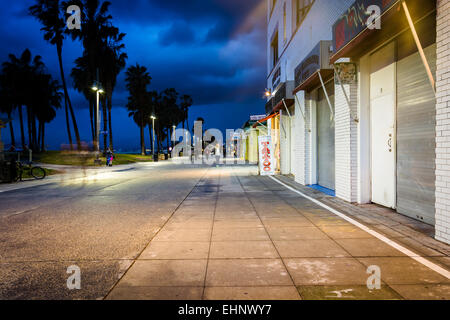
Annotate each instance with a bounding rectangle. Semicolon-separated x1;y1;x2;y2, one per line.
435;0;450;244
335;73;358;203
293;91;310;185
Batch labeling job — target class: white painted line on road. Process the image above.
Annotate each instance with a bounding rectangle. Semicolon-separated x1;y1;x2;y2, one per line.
269;176;450;280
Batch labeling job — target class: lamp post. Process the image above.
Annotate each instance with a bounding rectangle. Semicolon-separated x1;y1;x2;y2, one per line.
92;82;104;161
151;115;156;160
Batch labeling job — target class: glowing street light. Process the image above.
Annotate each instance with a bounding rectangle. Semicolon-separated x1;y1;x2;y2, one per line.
92;81;104;157
151;115;157;159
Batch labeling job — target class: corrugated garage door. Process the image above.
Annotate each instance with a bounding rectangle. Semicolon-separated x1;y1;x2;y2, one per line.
290;106;296;176
396;43;436;225
317;81;335;190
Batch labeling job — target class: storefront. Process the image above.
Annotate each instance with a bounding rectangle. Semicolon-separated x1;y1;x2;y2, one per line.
293;41;335;192
331;0;437;224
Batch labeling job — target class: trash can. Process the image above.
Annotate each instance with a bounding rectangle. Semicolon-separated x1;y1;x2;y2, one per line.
164;153;169;160
0;160;15;183
153;154;158;162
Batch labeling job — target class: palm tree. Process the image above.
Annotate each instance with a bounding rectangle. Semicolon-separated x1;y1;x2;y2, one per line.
67;0;126;152
34;75;62;151
71;55;95;140
2;49;45;151
100;31;127;152
0;69;16;148
180;95;193;133
30;0;81;150
125;64;151;155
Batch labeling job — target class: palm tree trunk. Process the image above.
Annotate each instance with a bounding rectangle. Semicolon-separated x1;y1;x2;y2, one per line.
148;124;153;155
186;111;189;135
32;112;37;152
167;128;170;153
108;96;113;151
18;105;25;149
89;98;94;142
102;98;108;153
8;111;15;147
27;107;32;150
140;115;145;156
38;121;42;152
57;44;81;150
64;97;73;150
41;123;45;151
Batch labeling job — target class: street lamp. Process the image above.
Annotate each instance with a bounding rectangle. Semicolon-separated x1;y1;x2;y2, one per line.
151;115;156;160
92;81;104;160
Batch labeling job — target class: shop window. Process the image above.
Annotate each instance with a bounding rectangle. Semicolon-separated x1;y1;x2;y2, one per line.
295;0;314;29
271;33;279;68
270;0;278;17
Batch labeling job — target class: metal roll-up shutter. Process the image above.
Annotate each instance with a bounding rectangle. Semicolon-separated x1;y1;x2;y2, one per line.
396;43;436;225
290;106;296;176
317;81;335;190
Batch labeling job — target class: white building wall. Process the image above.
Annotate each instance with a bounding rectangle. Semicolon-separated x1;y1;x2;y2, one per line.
334;72;359;203
267;0;354;183
280;110;291;174
435;0;450;244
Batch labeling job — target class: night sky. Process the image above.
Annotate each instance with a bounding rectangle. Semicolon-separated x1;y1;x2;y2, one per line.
0;0;267;152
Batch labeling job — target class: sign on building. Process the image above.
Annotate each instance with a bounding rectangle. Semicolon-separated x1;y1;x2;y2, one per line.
332;0;398;53
250;115;267;121
258;135;275;176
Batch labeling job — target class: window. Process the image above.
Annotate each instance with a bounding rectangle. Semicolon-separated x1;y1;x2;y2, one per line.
270;0;278;17
271;33;279;68
296;0;314;28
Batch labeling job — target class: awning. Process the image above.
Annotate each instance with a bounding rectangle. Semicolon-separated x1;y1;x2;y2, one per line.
252;113;279;128
293;69;334;94
330;0;435;63
272;99;294;113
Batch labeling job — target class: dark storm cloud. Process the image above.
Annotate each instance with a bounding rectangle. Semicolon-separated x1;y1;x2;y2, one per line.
0;0;267;149
158;21;196;46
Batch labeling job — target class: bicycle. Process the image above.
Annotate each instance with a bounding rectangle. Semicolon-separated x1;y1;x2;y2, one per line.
14;161;46;182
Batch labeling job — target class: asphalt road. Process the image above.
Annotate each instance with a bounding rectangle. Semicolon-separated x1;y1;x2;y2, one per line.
0;161;210;299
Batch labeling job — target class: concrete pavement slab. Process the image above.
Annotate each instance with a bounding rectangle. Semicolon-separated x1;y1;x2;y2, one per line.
274;240;351;258
318;225;374;240
266;226;329;241
298;285;402;300
204;286;301;300
388;284;450;300
140;242;210;260
106;286;204;300
335;238;408;257
357;257;450;285
152;228;212;242
205;259;293;287
209;241;279;259
211;228;270;242
117;260;207;287
284;258;369;286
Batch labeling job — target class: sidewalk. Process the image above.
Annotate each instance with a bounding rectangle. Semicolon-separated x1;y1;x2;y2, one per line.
275;175;450;259
106;166;450;300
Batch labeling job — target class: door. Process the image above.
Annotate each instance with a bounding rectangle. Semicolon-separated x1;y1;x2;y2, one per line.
317;81;335;190
370;42;396;209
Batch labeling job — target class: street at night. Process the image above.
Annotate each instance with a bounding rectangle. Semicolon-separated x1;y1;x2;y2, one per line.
0;0;450;310
0;162;448;300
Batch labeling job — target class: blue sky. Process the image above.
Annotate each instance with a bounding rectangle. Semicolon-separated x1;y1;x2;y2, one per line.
0;0;267;151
